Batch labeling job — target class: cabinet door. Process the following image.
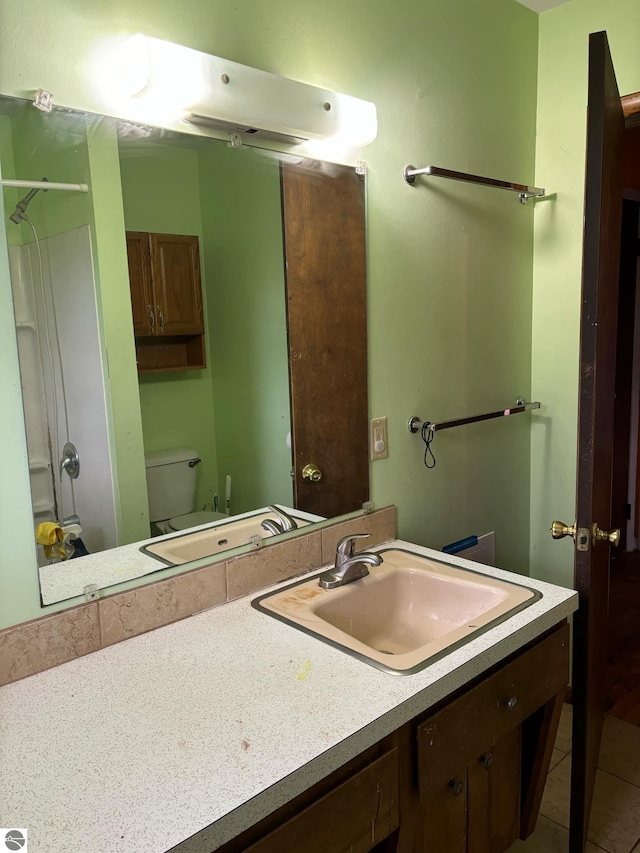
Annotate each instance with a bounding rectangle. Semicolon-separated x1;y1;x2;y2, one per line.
417;771;467;853
467;728;521;853
150;233;204;335
126;232;154;336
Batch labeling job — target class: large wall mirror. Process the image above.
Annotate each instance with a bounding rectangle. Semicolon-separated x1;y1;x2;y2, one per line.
0;94;370;608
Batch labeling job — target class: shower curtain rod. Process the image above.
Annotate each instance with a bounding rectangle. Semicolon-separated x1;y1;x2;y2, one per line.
2;179;89;192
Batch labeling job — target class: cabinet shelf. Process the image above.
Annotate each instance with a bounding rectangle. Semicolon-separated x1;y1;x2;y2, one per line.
135;335;206;373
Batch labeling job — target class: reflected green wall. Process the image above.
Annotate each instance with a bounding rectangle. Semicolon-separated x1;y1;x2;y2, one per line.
198;143;292;513
118;140;292;515
530;1;640;588
85;120;149;545
9;108;93;241
119;143;219;511
0;0;541;629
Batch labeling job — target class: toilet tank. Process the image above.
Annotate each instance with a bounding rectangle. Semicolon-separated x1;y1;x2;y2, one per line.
144;447;200;523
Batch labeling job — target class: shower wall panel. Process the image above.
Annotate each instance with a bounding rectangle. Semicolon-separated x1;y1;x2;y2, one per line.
11;226;118;561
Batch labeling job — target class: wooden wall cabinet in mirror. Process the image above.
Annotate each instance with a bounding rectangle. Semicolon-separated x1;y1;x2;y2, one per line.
126;231;205;373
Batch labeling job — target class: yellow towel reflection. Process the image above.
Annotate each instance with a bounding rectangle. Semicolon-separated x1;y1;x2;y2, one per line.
35;522;67;560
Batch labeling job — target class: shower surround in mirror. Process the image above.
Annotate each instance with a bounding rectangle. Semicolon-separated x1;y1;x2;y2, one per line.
8;225;117;563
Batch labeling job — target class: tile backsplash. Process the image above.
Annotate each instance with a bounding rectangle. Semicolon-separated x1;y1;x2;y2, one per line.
0;506;396;686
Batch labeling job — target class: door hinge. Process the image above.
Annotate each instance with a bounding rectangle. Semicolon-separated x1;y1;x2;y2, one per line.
625;503;632;521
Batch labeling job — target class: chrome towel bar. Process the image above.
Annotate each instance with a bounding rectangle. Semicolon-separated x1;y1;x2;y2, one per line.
408;398;541;436
402;164;545;204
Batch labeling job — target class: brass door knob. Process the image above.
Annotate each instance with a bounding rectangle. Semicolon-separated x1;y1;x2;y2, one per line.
302;463;323;482
551;520;576;541
593;525;620;547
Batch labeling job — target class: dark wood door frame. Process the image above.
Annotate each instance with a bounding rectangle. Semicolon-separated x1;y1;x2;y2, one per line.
611;200;640;550
622;91;640;127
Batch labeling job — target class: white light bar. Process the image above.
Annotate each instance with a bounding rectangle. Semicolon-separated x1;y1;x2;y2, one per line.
121;35;377;148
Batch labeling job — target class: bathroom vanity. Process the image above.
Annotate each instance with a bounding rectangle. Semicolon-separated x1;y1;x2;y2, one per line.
216;622;568;853
0;540;577;853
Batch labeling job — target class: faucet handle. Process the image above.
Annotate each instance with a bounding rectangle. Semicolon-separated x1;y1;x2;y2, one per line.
336;533;371;557
267;505;298;532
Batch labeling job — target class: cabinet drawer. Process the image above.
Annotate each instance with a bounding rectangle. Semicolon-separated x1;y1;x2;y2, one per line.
417;623;569;798
244;748;399;853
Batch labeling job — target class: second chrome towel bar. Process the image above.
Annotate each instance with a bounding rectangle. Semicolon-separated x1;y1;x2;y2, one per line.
408;398;541;436
403;164;546;204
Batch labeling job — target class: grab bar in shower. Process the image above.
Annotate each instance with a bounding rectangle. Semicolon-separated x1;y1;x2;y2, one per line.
402;164;546;204
408;398;541;436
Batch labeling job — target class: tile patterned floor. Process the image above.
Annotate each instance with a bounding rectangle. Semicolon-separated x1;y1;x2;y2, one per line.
508;705;640;852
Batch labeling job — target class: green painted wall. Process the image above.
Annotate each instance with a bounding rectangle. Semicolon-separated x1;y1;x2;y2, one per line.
0;0;539;628
9;107;93;242
119;143;219;511
197;143;292;514
0;115;19;246
85;120;149;545
530;0;640;588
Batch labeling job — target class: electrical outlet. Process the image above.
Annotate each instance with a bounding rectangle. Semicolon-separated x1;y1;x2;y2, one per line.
370;416;388;461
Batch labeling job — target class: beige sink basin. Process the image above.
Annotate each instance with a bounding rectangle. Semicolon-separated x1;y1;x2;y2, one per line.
252;548;540;674
142;512;311;566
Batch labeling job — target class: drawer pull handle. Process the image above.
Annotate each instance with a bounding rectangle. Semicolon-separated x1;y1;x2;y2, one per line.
481;753;493;769
449;777;464;796
504;696;518;711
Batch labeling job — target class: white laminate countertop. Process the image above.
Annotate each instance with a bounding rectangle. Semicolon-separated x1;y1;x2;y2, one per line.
1;540;578;853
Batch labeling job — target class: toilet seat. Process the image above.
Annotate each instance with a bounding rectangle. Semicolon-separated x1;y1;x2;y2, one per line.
168;510;228;531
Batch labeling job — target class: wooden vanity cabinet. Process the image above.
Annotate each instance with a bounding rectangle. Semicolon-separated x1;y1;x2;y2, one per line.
215;738;402;853
214;623;569;853
412;622;568;853
126;231;205;373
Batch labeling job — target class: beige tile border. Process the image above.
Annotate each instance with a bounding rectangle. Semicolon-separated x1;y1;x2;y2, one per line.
99;561;227;647
226;531;322;600
0;507;396;685
0;603;100;685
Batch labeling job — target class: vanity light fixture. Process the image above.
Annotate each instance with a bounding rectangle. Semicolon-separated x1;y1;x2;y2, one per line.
115;35;377;148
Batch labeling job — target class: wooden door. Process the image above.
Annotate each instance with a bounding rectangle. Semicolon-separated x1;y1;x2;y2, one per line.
282;161;369;518
126;232;154;336
570;31;625;852
150;233;204;335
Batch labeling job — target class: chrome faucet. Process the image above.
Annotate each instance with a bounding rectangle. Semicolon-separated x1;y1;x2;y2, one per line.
318;533;382;590
261;505;299;536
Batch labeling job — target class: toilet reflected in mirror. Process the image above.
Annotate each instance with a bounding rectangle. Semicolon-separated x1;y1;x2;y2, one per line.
144;447;227;535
